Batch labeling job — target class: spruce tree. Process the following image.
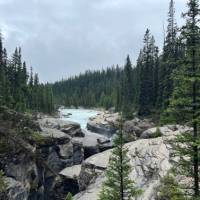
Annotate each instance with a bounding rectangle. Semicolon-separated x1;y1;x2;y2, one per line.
0;32;4;105
122;55;134;119
156;174;186;200
66;192;73;200
138;29;159;115
164;0;200;197
158;0;178;108
98;116;142;200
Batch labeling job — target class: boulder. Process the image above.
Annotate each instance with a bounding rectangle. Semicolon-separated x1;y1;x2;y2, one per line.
73;130;112;159
39;117;80;131
78;150;111;191
140;125;192;139
40;127;71;140
123;118;155;141
39;117;85;138
61;127;84;138
87;112;119;137
59;165;81;180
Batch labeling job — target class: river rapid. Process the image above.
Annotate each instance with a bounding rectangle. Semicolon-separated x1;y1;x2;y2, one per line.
59;108;100;129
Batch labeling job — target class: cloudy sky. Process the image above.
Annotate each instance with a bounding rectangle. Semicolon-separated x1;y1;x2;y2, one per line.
0;0;186;82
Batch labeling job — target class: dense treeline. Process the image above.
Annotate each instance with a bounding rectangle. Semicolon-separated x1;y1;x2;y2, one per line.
53;66;124;109
0;34;54;113
52;0;182;119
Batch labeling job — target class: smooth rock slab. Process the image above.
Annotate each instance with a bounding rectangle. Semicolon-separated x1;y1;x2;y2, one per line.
75;135;174;200
87;112;119;137
59;165;81;179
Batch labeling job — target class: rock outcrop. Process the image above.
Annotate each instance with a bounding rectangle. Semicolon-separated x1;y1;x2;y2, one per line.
87;112;119;137
123;118;155;141
0;112;85;200
39;117;84;137
74;125;187;200
140;124;191;139
0;107;191;200
73;129;112;159
4;177;29;200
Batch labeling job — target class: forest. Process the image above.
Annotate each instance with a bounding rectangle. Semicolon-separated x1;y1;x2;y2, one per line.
0;0;200;199
0;36;54;113
52;0;183;120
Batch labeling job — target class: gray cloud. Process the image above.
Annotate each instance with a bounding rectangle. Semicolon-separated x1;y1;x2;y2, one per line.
0;0;186;82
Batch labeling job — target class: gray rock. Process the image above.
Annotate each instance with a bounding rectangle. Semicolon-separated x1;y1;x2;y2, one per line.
74;130;177;200
59;165;81;179
87;112;119;137
140;125;192;139
39;117;80;131
123;118;155;141
5;177;29;200
74;124;192;200
61;127;84;138
72;140;84;165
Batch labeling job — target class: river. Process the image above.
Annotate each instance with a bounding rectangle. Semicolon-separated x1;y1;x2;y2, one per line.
59;108;100;129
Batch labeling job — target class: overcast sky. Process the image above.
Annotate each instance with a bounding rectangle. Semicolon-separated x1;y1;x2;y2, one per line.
0;0;186;82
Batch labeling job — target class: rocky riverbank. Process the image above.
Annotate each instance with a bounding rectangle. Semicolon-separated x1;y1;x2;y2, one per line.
0;107;191;200
74;124;190;200
0;108;113;200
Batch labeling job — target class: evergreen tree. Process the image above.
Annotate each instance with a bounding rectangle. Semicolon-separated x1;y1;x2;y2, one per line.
66;192;73;200
138;29;159;115
158;0;178;108
122;55;134;119
52;66;124;110
98;116;142;200
0;32;54;114
0;32;4;105
155;174;186;200
163;0;200;197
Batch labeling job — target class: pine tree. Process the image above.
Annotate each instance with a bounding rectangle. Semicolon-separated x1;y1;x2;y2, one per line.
0;32;54;114
122;55;134;119
2;48;11;107
158;0;178;108
138;29;159;115
66;192;73;200
156;174;186;200
163;0;200;197
0;32;4;105
98;116;142;200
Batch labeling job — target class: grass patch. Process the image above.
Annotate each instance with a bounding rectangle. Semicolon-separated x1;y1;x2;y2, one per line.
150;127;162;138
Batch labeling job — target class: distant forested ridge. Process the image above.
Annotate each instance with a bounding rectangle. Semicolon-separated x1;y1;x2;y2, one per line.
52;0;182;118
0;34;54;113
52;66;123;109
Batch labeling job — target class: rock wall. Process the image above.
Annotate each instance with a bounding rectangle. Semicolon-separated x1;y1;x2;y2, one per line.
0;116;85;200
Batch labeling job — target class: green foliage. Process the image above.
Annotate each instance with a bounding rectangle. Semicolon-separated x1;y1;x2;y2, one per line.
0;34;54;114
30;132;52;145
157;0;182;109
122;55;134;119
0;170;7;193
156;174;187;200
66;192;73;200
150;127;162;138
52;66;123;110
137;29;159;116
98;117;142;200
164;0;200;197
